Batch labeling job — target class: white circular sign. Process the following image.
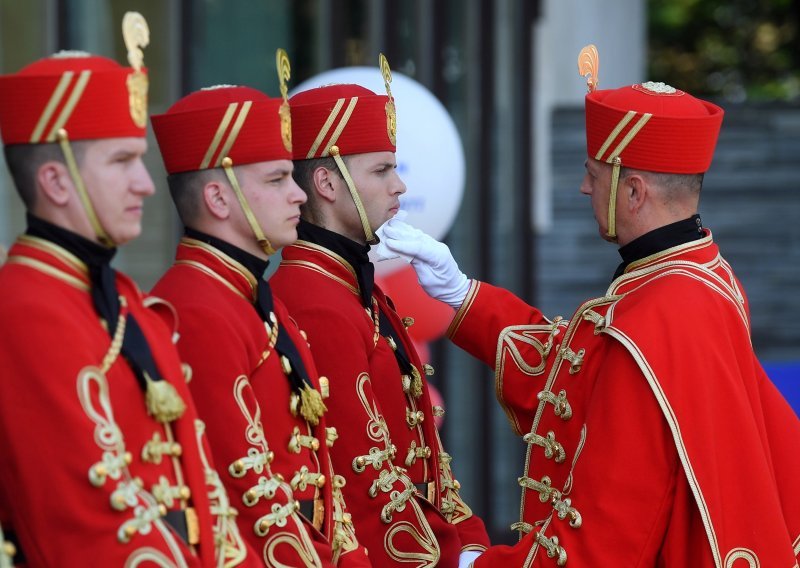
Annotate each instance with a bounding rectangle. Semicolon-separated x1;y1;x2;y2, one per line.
292;67;465;250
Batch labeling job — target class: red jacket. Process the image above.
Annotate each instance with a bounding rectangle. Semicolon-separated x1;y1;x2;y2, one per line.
448;232;800;566
272;239;489;567
0;235;255;566
151;237;369;567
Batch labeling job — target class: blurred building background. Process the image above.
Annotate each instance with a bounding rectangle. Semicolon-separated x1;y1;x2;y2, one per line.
0;0;797;546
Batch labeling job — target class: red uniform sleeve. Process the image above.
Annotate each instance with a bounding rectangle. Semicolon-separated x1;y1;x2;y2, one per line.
448;281;549;368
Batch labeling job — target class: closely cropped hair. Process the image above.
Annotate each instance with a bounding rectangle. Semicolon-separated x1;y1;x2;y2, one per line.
3;142;87;209
292;156;343;224
166;168;228;226
622;168;704;197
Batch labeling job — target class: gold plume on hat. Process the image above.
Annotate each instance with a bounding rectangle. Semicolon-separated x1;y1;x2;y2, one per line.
122;12;149;127
578;44;599;93
276;48;292;152
378;53;397;145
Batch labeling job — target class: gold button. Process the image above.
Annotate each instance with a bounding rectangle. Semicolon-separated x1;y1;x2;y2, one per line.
158;504;168;516
311;438;320;451
402;316;415;328
300;330;308;341
230;460;245;475
180;486;192;500
423;364;435;376
2;541;16;557
267;450;275;463
112;494;127;511
275;473;284;482
258;519;270;532
329;145;340;156
355;457;366;468
315;474;326;488
123;452;133;465
171;443;182;457
281;356;292;375
293;500;301;511
424;447;431;458
245;489;257;502
124;524;138;539
453;479;461;490
94;464;107;477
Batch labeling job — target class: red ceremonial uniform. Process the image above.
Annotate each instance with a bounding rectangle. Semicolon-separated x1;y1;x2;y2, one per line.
448;235;800;566
150;82;370;566
151;239;368;566
272;238;489;566
437;54;800;566
0;235;252;566
273;77;489;566
0;29;256;566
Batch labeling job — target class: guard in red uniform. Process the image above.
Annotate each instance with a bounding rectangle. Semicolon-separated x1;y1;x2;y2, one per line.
379;45;800;566
0;13;256;567
270;55;490;567
150;51;369;567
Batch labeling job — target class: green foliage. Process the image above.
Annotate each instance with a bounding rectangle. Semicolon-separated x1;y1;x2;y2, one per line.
648;0;800;101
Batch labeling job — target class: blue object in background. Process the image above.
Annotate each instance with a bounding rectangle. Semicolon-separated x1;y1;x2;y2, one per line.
763;361;800;416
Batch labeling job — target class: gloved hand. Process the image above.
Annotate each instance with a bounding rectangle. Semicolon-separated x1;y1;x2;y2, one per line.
458;550;482;568
377;217;470;308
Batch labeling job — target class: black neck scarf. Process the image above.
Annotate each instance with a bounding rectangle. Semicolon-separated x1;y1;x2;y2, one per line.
185;228;318;410
26;214;168;401
296;219;419;393
613;214;704;280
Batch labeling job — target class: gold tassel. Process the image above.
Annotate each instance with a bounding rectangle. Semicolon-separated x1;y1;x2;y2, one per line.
145;373;186;423
410;366;423;398
299;384;327;425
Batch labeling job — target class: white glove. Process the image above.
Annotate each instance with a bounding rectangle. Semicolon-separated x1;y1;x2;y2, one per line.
379;218;470;308
458;550;482;568
373;210;407;261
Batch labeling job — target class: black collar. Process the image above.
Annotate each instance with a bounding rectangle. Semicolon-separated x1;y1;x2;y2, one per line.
614;214;704;280
184;227;269;281
26;213;116;267
297;219;374;307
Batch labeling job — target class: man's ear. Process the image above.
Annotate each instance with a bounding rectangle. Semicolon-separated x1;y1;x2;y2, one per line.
203;179;232;220
36;161;72;206
312;166;337;204
625;172;648;214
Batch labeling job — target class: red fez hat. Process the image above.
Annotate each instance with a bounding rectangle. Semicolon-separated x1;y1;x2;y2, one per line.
290;83;396;160
0;51;147;145
586;81;724;174
152;85;291;174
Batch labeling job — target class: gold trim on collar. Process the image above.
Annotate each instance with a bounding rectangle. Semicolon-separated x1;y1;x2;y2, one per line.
6;255;90;291
279;259;359;297
17;234;89;275
292;240;358;280
623;231;713;274
175;259;251;303
179;237;258;301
